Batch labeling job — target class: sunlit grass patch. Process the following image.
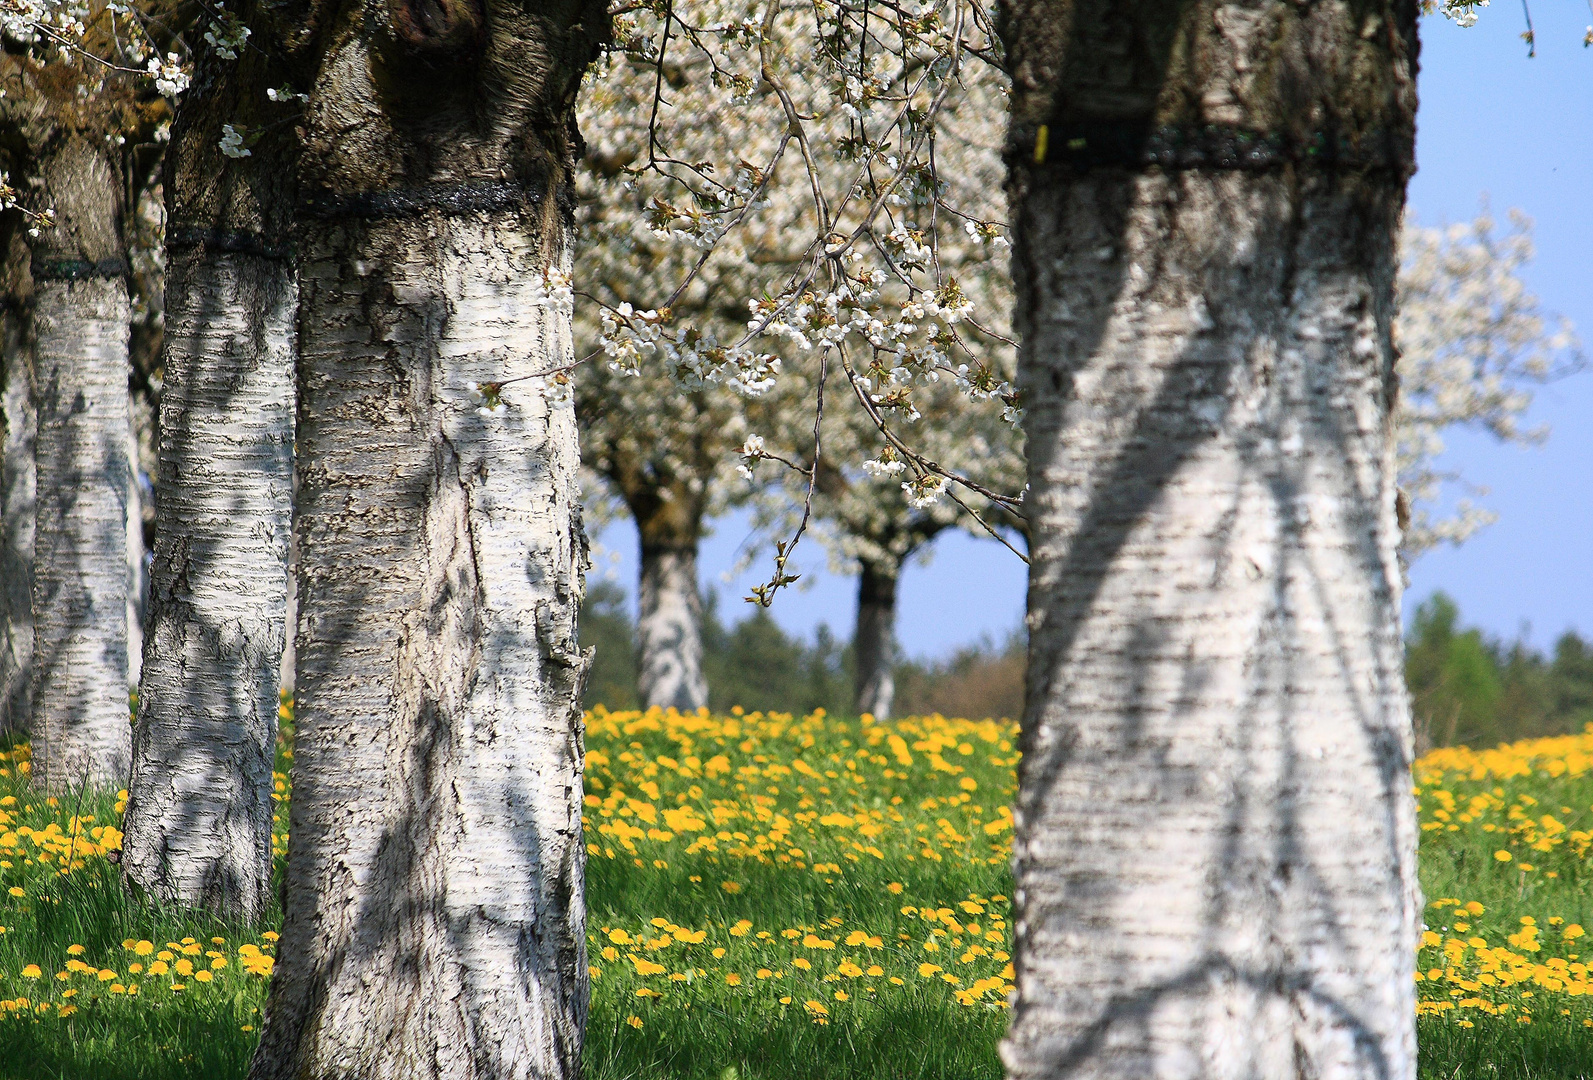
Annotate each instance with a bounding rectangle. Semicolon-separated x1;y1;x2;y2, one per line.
4;708;1593;1077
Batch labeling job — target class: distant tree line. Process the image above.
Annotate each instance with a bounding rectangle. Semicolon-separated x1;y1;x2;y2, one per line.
580;580;1024;721
587;581;1593;751
1407;592;1593;752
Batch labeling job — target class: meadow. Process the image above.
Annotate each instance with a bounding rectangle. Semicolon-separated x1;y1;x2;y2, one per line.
0;705;1590;1078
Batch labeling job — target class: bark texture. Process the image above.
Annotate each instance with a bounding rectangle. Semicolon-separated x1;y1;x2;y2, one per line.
608;465;708;713
248;0;607;1074
124;19;298;920
0;232;34;735
637;541;707;712
853;558;899;720
30;135;133;791
1000;4;1421;1079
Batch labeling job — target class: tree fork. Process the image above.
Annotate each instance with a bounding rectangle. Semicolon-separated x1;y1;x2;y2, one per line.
1000;2;1421;1078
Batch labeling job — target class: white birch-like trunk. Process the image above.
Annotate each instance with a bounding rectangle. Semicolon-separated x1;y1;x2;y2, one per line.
637;542;707;712
126;404;144;688
122;246;295;918
249;212;590;1080
32;276;132;789
1;307;34;734
1003;178;1418;1080
998;6;1420;1077
1005;168;1418;1080
853;559;898;721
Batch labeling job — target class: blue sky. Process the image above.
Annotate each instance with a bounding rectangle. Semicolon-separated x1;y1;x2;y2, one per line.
593;8;1593;660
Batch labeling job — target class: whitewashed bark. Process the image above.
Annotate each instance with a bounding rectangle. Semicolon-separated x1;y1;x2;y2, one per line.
32;276;132;789
999;6;1420;1076
0;306;33;734
250;213;590;1080
853;559;898;720
1002;168;1419;1078
122;247;295;919
126;404;144;687
637;543;707;712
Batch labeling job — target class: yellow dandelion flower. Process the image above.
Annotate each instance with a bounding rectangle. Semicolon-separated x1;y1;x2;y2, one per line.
629;956;667;977
20;965;39;979
833;990;849;1001
918;963;942;978
627;1016;643;1029
866;965;884;977
721;881;742;893
97;969;115;982
886;882;904;894
725;972;742;986
66;944;85;955
756;969;774;979
792;958;812;970
194;970;214;983
7;887;22;897
134;941;154;956
1494;850;1513;862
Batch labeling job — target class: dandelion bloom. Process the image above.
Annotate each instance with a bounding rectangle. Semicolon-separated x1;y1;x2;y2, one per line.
721;881;742;893
918;963;942;978
20;965;40;979
134;941;154;956
725;973;742;986
194;970;214;983
6;887;21;897
626;1016;643;1029
1494;850;1513;862
803;1000;829;1024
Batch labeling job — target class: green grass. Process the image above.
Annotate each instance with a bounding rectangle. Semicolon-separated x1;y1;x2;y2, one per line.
1;714;1591;1078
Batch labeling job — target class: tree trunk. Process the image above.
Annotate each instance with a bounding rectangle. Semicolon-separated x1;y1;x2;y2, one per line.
1000;4;1420;1079
123;27;297;921
125;401;144;688
30;135;133;791
0;233;34;735
637;540;707;712
249;1;607;1074
853;557;899;720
